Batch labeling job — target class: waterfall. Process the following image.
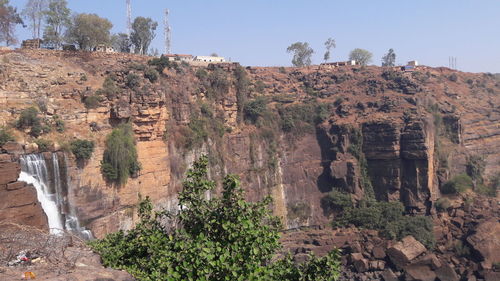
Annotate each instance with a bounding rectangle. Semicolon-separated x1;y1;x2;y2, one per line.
18;153;92;239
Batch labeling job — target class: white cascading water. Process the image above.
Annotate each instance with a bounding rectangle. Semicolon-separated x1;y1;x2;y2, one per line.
18;153;92;239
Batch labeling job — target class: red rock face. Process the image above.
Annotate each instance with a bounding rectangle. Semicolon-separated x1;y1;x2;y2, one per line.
0;154;48;230
0;49;498;238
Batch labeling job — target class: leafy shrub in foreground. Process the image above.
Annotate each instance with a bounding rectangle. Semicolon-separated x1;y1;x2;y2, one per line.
90;156;341;281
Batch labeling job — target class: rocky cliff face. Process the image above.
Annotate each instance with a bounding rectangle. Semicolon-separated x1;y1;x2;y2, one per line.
0;146;47;229
0;49;498;239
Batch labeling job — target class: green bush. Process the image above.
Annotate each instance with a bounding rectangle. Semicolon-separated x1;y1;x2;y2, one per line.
207;68;230;99
435;198;451;212
83;95;103;109
147;55;171;73
16;107;40;129
278;102;330;135
195;68;208;80
0;128;14;146
70;139;95;160
101;124;141;184
476;173;498;197
334;200;435;248
287;202;311;222
144;67;159;83
16;107;48;137
441;173;473;194
125;73;141;88
90;156;341;281
448;73;458;82
96;76;120;99
244;97;268;124
466;155;485;183
34;138;53;152
52;115;65;132
321;190;352;214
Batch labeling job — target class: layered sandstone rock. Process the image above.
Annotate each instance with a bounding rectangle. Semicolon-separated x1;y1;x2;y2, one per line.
0;153;47;230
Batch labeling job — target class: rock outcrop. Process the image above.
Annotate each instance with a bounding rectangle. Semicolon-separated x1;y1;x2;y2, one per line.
0;153;47;230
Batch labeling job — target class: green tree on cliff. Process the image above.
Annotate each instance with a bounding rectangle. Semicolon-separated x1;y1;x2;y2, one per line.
0;0;24;45
349;48;373;66
130;16;157;55
287;42;314;67
42;0;70;48
66;13;112;50
323;37;336;63
91;156;342;281
382;48;396;67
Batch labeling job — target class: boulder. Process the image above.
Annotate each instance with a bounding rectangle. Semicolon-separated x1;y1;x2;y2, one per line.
381;269;398;281
387;236;426;268
466;219;500;267
435;263;459;281
404;264;436;281
372;245;387;259
350;253;369;273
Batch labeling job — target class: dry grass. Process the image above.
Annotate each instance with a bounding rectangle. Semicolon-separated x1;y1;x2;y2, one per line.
0;223;86;269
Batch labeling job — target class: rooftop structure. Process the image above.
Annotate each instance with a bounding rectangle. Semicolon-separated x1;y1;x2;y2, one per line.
320;60;357;67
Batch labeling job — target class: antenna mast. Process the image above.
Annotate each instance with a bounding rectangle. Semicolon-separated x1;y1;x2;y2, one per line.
164;9;171;55
126;0;132;36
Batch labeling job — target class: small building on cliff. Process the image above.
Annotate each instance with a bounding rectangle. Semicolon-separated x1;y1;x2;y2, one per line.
94;44;115;53
21;39;42;49
194;55;226;63
164;54;194;62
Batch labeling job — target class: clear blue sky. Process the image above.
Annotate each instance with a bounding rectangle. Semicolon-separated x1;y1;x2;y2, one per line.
9;0;500;73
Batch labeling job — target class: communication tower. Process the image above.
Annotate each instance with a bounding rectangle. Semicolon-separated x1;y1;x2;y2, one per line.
126;0;132;36
164;9;171;55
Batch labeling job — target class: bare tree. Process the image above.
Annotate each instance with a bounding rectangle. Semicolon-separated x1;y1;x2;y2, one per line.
22;0;47;39
323;37;336;63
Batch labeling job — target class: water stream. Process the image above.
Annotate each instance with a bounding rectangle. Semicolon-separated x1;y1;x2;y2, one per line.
18;153;92;239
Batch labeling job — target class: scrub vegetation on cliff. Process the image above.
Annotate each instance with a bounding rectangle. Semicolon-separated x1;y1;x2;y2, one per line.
90;156;342;281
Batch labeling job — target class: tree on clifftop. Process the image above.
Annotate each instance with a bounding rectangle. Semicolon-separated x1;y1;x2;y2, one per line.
111;32;131;53
382;48;396;67
349;48;373;66
43;0;70;48
287;42;314;67
323;37;336;63
130;16;157;55
66;13;112;50
22;0;47;39
0;0;24;46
